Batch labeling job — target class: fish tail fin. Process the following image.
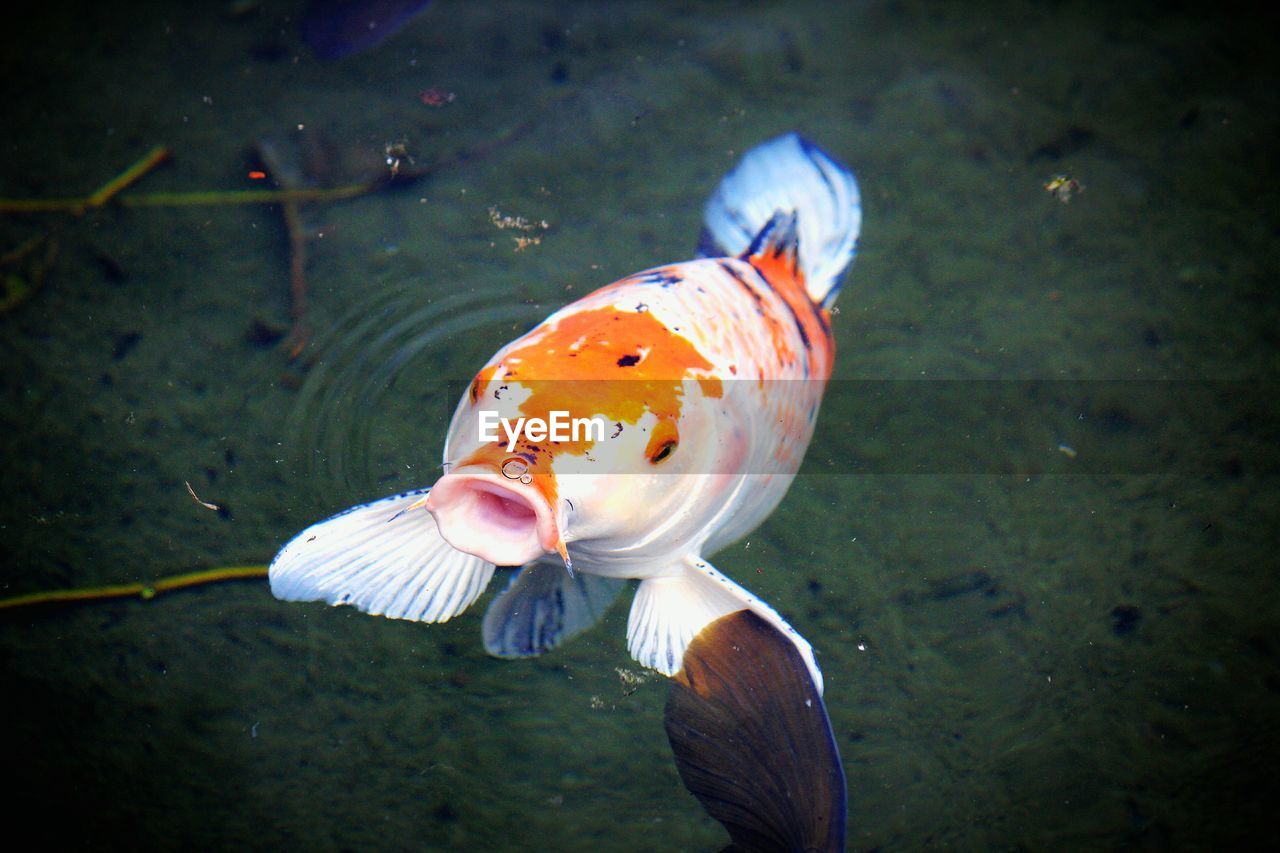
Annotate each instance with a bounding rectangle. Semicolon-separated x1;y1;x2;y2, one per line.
698;132;861;308
627;555;823;694
665;610;846;853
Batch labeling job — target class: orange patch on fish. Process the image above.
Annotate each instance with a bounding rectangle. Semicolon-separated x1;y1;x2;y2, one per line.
476;305;721;436
461;305;725;503
748;239;802;293
746;246;835;378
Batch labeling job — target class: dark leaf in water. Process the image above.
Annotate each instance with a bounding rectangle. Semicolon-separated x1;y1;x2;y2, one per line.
302;0;432;60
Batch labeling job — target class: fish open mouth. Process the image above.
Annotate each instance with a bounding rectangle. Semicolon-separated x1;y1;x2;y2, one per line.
426;470;561;567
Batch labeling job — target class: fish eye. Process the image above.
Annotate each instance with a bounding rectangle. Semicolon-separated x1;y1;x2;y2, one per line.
648;439;677;464
645;419;680;464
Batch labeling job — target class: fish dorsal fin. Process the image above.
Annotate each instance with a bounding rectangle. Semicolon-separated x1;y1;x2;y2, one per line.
744;211;804;292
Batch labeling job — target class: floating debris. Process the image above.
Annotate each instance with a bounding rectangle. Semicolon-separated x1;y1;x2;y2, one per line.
185;480;221;512
418;87;456;107
1044;174;1084;203
384;138;415;178
615;666;654;696
488;205;549;252
488;206;549;232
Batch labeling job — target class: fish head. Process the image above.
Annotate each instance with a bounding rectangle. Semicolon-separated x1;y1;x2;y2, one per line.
429;369;730;568
428;300;735;568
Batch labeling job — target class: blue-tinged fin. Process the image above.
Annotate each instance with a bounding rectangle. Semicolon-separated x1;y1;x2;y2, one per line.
698;132;861;308
269;488;495;623
626;555;823;694
482;559;626;658
664;610;846;853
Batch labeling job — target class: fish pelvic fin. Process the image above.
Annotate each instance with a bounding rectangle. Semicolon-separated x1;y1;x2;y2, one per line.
482;558;626;658
626;555;823;694
698;132;861;308
269;488;495;623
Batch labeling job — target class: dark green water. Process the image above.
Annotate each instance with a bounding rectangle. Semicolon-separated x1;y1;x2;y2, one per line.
2;1;1277;849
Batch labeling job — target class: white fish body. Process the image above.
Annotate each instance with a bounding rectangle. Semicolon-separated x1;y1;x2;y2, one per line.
270;134;861;692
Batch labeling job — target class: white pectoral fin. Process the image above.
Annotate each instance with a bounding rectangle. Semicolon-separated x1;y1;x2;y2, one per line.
627;556;823;694
482;558;626;658
269;488;495;623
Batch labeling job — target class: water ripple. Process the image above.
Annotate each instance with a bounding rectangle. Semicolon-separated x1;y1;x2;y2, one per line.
286;279;540;498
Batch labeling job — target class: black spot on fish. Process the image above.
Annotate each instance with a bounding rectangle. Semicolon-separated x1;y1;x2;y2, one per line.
719;260;769;316
617;354;641;367
812;301;831;337
776;294;811;350
718;260;760;299
635;268;683;287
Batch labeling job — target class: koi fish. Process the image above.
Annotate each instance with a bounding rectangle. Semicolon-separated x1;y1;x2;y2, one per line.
269;133;861;691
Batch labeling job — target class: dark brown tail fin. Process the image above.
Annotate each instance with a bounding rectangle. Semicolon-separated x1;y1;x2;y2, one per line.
664;609;846;852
